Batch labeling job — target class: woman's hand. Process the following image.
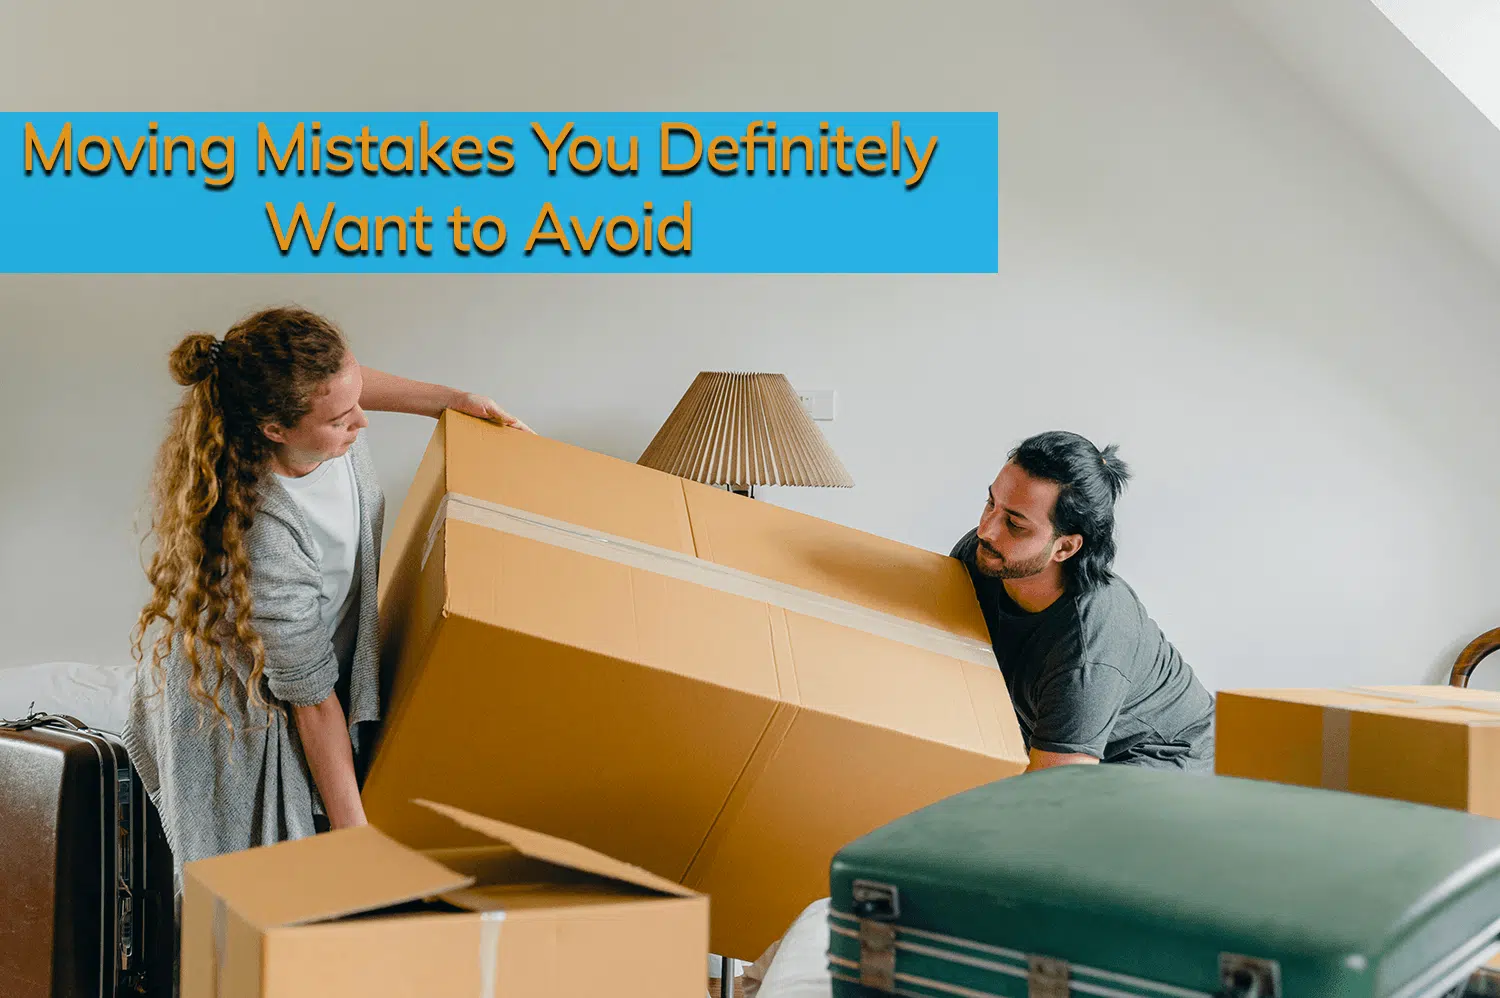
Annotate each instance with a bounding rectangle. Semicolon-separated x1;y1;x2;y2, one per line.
450;392;537;434
330;809;369;830
358;366;536;432
292;694;369;831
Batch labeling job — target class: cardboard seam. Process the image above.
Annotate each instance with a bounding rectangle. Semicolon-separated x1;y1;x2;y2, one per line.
768;605;783;701
376;413;447;608
685;604;802;888
682;477;709;560
682;700;800;890
361;593;457;807
767;605;801;704
959;665;1001;758
433;491;994;667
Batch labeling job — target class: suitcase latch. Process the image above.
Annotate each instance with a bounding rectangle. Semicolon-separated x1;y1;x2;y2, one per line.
851;880;901;920
858;920;897;992
1469;964;1500;998
853;881;900;991
1219;953;1281;998
1028;955;1070;998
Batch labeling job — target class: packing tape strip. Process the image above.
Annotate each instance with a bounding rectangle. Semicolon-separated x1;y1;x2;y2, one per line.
1319;687;1500;791
420;491;998;668
479;910;505;998
1349;686;1500;717
1321;707;1352;791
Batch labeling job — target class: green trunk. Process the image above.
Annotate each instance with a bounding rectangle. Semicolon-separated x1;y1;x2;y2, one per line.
830;766;1500;998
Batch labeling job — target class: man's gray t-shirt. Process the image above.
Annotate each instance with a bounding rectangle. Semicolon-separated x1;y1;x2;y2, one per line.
952;529;1215;769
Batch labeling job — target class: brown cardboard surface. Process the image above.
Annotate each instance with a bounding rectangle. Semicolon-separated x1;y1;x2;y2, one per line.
683;703;1024;956
181;799;707;998
414;799;695;898
1216;686;1500;818
178;877;215;998
444;407;697;554
260;915;487;998
364;412;1028;958
366;611;781;882
375;416;452;712
183;823;473;928
680;478;990;639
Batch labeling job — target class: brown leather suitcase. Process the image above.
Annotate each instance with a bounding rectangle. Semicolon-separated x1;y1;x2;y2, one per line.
0;712;175;998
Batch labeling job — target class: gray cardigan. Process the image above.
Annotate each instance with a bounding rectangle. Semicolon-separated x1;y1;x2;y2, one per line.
123;433;385;893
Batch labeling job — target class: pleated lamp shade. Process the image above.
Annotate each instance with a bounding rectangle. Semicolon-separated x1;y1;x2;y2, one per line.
638;372;854;490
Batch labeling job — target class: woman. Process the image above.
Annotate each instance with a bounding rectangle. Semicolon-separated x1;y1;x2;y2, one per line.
123;305;530;889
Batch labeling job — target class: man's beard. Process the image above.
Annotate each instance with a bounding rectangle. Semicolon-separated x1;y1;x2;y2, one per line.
975;540;1054;580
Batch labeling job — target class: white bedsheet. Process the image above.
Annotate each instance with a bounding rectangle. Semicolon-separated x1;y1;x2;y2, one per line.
0;661;135;734
741;898;833;998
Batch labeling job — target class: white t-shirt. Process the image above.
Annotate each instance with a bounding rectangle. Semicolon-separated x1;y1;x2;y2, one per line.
275;451;361;640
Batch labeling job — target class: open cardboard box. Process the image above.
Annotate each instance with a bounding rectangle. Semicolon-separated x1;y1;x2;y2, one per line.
180;799;707;998
362;412;1028;959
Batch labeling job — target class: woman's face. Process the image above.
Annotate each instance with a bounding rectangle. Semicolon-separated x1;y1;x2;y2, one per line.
264;353;368;470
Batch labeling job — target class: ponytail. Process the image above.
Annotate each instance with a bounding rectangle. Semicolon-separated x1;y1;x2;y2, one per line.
132;307;349;732
1096;443;1132;500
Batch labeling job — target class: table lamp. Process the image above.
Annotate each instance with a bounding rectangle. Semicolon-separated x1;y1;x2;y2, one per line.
637;371;854;497
637;371;851;998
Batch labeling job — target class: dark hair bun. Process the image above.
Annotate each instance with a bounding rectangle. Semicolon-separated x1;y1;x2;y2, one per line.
170;333;219;386
1098;443;1131;499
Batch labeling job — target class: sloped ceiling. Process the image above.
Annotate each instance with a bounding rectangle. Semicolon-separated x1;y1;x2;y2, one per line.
1371;0;1500;129
1228;0;1500;275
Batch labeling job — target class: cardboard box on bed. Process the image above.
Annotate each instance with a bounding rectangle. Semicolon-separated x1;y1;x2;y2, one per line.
362;411;1028;959
1215;685;1500;818
180;799;707;998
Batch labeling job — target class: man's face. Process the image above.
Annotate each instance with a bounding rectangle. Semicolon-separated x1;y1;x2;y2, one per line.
974;462;1066;580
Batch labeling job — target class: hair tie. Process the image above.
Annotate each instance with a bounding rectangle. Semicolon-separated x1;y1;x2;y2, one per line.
208;339;223;364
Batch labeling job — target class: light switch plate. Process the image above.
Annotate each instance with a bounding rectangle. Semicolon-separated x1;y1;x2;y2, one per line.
797;388;837;421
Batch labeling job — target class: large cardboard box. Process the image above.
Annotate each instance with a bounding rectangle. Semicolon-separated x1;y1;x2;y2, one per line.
1216;685;1500;817
181;799;707;998
363;412;1028;959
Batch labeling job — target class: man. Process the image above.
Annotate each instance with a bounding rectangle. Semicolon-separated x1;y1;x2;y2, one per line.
951;431;1214;773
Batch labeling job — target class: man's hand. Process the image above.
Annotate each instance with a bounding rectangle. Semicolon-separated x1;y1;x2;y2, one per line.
450;392;536;434
1026;748;1100;773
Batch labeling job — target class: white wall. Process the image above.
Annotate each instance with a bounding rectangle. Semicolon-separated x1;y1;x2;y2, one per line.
3;0;1499;696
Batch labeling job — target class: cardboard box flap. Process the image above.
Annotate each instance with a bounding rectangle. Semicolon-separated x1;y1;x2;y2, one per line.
442;412;697;555
415;799;695;898
186;823;474;929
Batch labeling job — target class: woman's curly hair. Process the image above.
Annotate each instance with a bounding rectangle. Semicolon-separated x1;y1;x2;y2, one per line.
131;306;348;730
